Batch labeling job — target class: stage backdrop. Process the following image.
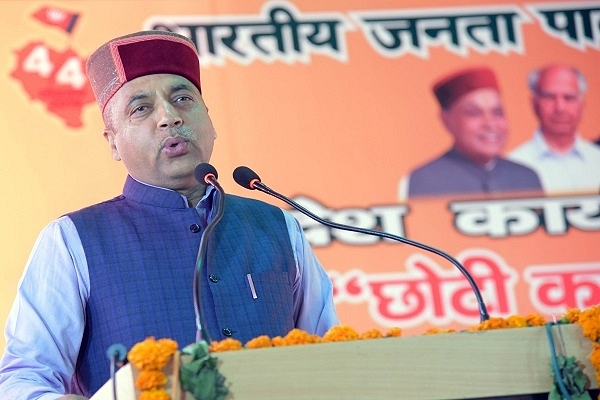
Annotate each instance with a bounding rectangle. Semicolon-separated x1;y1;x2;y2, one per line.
1;0;599;349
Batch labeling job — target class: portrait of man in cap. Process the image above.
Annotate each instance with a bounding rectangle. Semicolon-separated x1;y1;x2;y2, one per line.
398;66;543;201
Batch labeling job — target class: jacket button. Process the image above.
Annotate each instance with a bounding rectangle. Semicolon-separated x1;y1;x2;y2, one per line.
222;328;233;337
209;274;218;283
189;224;201;233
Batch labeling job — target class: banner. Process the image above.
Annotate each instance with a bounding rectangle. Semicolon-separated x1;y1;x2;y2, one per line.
1;0;599;346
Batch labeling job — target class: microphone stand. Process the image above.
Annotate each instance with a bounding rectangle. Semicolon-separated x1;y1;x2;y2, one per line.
193;168;226;343
235;168;489;323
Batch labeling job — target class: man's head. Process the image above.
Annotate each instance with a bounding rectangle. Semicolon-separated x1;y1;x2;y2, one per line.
86;31;216;192
433;67;507;167
529;64;585;141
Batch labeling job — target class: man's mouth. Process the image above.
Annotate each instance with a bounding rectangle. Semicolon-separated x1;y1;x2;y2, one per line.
162;137;189;156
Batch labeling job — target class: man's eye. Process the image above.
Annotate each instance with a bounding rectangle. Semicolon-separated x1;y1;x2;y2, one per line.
564;95;579;102
174;95;192;103
132;105;149;114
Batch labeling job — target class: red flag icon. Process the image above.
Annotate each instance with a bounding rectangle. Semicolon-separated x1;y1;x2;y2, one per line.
32;6;79;34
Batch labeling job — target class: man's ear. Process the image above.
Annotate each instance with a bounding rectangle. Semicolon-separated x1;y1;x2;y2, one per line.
103;129;121;161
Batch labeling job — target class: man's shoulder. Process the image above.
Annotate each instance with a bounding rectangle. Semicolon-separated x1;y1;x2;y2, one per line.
579;137;600;157
410;152;455;178
65;195;125;217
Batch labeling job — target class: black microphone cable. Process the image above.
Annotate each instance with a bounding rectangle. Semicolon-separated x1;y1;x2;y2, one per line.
233;165;490;323
192;163;226;344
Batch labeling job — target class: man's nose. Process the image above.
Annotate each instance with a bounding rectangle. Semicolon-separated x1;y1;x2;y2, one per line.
554;96;568;112
156;101;182;129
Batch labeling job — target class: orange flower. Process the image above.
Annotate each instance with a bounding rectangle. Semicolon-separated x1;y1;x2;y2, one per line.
245;335;273;349
271;336;287;347
323;325;359;342
505;315;528;328
474;316;508;331
562;308;581;323
135;370;168;391
385;327;402;338
578;306;600;342
360;329;383;340
209;338;243;353
524;314;546;327
283;328;322;345
589;343;600;370
424;327;456;335
138;388;170;400
128;337;178;371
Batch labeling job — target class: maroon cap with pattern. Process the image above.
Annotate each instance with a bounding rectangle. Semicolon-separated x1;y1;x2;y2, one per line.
86;30;201;113
433;67;499;109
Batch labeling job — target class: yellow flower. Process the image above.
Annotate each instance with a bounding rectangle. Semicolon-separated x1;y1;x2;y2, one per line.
135;370;168;391
138;388;170;400
323;325;359;342
245;335;273;349
128;337;178;371
209;338;243;353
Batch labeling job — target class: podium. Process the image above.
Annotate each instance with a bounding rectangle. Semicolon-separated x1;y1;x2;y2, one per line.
92;324;598;399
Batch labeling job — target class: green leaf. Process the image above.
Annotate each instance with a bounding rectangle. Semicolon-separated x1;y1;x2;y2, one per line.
179;341;229;400
548;355;592;400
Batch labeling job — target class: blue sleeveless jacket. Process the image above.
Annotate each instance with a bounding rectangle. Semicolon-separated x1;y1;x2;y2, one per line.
67;176;296;396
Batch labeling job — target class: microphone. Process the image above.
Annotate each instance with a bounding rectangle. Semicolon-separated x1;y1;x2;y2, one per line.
233;166;490;323
193;163;226;343
106;343;127;400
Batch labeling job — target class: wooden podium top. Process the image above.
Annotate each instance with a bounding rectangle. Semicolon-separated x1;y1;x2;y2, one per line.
92;324;597;400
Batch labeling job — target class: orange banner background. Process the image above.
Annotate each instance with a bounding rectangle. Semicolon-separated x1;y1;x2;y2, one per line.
1;0;599;349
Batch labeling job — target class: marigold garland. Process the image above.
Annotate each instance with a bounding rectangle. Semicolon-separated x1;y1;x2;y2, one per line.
128;337;178;371
136;370;168;391
127;337;178;400
128;306;600;399
244;335;273;349
385;327;402;337
209;337;243;353
573;305;600;399
138;388;170;400
323;325;359;342
360;329;383;340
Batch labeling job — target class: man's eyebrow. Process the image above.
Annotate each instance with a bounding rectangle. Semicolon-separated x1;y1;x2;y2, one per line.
126;92;151;109
170;83;194;93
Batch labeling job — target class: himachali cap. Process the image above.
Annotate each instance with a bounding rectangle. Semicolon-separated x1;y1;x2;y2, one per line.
433;67;499;109
86;30;201;113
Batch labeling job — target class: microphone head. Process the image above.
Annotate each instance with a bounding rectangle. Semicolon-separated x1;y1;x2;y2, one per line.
233;166;261;189
195;163;218;184
106;343;127;362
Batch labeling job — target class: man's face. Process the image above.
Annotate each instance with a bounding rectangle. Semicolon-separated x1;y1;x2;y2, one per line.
103;74;216;190
442;88;507;166
533;67;584;140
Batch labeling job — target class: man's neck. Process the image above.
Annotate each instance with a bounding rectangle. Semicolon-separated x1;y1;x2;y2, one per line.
540;130;576;154
179;184;208;207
